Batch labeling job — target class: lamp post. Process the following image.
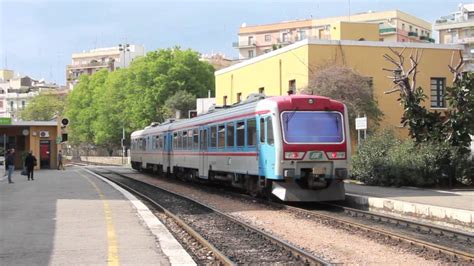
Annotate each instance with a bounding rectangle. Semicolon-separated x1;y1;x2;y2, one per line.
118;43;130;68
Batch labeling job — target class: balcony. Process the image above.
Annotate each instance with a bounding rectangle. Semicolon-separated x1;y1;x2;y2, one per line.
420;35;429;41
408;31;418;37
277;37;292;44
379;27;396;34
233;40;257;48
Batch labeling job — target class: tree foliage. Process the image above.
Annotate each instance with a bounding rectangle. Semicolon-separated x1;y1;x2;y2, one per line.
20;93;65;121
64;47;215;152
302;65;383;131
164;90;196;118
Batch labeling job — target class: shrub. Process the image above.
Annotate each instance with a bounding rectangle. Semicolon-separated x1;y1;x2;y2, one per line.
351;131;473;187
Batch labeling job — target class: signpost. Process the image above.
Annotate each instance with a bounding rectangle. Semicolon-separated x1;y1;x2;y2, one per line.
355;116;367;145
0;118;12;125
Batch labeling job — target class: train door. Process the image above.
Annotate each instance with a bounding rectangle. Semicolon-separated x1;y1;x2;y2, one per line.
258;116;276;178
199;127;208;179
164;133;171;174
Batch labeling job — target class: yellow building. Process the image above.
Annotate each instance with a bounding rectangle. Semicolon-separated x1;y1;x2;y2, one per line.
216;39;462;136
235;10;433;59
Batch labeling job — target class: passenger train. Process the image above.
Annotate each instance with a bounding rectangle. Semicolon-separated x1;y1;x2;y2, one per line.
130;94;350;202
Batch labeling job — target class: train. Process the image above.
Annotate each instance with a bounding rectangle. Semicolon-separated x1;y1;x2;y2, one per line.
130;94;350;202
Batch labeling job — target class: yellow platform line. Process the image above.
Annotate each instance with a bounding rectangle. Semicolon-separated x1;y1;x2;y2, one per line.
79;171;120;266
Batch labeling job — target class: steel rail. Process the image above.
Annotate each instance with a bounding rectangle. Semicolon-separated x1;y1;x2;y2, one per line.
91;168;330;265
92;169;233;265
326;203;473;242
281;203;474;263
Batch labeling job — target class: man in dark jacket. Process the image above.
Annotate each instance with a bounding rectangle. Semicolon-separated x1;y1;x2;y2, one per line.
24;151;37;181
5;148;15;184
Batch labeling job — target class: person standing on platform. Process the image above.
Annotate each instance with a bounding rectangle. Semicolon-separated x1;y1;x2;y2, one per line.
4;149;10;177
57;150;64;170
5;148;15;183
24;151;37;181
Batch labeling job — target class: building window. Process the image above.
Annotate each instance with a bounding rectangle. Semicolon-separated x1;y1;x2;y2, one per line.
282;33;289;42
265;34;271;42
248;50;254;58
258;87;264;94
431;78;446;108
21;101;25;109
10;101;13;110
299;30;306;40
223;95;227;106
288;79;296;94
0;101;3;108
248;36;254;45
402;23;405;31
237;92;242;103
409;25;413;32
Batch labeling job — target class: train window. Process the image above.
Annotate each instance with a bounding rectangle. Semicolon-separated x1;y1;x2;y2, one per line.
218;125;225;149
182;131;187;150
260;118;265;143
266;117;274;145
210;126;217;148
193;129;199;149
200;129;208;150
227;122;234;148
236;121;245;147
142;138;146;151
247;119;257;146
173;133;178;149
188;130;193;150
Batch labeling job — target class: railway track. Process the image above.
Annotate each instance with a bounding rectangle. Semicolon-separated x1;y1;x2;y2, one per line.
88;168;330;265
280;203;474;263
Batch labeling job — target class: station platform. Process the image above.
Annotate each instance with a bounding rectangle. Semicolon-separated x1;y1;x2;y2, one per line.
344;182;474;231
0;166;195;265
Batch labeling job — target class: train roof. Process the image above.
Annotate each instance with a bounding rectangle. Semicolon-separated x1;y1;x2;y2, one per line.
131;94;344;137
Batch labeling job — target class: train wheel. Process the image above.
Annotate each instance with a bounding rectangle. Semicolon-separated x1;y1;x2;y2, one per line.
246;176;259;197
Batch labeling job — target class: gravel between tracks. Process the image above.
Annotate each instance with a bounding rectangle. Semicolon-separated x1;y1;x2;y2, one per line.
109;168;436;264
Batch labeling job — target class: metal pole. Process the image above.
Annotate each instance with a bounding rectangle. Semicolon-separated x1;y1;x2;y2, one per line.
122;127;125;165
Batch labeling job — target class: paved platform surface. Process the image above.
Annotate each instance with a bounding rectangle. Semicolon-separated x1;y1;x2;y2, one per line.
345;182;474;230
0;166;195;265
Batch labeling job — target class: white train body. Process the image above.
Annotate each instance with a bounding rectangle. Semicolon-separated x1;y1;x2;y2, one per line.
131;95;350;202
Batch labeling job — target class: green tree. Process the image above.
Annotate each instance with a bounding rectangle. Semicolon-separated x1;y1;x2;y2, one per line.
20;93;65;121
65;70;108;144
302;65;383;132
164;90;196;118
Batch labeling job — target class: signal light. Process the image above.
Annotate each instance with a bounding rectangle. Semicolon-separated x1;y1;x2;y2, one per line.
326;152;346;159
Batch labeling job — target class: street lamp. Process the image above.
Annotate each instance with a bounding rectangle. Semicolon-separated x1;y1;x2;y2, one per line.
118;43;130;68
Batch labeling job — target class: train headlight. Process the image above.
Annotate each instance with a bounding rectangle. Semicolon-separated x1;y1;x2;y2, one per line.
326;152;346;159
284;152;305;160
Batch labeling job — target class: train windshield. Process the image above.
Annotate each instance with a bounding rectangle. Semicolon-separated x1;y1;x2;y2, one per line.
281;111;343;143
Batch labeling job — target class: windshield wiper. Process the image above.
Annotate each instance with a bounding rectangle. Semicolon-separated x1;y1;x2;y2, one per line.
285;107;298;128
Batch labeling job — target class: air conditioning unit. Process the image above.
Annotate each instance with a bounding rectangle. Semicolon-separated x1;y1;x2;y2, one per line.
39;131;49;138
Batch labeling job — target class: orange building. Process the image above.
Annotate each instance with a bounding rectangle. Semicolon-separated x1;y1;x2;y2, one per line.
0;120;61;169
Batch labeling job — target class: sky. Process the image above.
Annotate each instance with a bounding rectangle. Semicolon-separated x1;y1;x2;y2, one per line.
0;0;470;85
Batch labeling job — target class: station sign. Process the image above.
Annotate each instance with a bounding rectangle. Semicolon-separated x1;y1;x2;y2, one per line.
0;117;12;125
355;117;367;130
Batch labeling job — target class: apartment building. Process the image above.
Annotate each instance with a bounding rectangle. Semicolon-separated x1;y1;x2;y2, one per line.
434;3;474;72
66;44;145;89
235;10;433;59
0;71;66;120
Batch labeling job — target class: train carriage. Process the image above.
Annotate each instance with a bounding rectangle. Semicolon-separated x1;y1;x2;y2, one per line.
131;94;350;202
